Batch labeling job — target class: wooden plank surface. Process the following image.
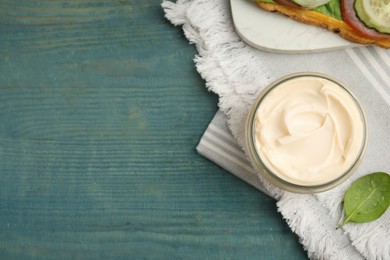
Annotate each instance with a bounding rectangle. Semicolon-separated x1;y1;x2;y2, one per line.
0;0;307;259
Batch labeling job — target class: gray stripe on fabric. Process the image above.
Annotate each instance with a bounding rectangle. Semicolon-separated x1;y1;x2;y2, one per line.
369;48;390;82
197;137;272;196
358;48;390;95
196;111;272;197
202;132;249;167
205;110;250;162
346;48;390;106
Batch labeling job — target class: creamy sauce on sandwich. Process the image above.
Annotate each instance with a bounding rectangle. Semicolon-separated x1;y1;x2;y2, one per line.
254;76;365;186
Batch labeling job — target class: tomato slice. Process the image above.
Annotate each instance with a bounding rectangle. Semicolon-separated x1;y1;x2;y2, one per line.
341;0;390;40
274;0;305;9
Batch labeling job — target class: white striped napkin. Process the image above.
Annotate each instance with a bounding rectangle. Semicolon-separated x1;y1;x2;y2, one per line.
163;0;390;259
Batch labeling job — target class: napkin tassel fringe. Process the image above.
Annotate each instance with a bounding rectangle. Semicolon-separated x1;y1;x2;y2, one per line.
277;195;348;259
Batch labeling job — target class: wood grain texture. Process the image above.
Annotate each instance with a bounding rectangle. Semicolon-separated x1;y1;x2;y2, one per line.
0;0;307;259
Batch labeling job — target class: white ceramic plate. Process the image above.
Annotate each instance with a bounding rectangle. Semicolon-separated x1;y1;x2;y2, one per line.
231;0;358;53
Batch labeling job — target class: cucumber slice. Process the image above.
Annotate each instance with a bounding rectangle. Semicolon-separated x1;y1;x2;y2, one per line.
355;0;390;34
291;0;331;8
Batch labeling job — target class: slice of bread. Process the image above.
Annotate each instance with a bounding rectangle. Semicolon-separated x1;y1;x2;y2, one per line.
256;2;390;48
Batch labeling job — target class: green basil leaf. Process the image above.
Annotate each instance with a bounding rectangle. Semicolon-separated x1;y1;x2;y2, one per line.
337;172;390;229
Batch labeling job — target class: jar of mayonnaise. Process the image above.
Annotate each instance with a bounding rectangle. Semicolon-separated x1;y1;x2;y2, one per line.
246;73;368;193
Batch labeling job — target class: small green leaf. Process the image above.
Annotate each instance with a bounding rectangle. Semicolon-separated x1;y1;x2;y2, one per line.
337;172;390;229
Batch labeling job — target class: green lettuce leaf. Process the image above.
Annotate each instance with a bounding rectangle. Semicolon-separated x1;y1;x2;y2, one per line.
313;0;341;20
252;0;342;20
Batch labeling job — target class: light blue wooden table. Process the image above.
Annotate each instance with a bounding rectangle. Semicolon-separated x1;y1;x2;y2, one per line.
0;1;307;258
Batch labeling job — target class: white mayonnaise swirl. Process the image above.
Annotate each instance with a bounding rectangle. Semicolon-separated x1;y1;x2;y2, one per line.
254;76;365;186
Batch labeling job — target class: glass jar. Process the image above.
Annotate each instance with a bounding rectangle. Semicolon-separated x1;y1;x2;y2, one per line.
245;72;368;193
